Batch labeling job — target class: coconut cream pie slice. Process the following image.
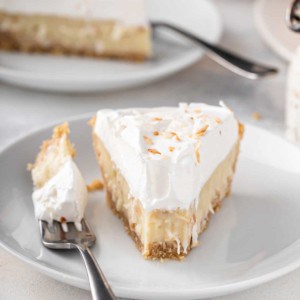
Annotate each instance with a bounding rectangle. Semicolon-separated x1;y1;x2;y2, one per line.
91;103;243;259
29;123;88;231
0;0;151;61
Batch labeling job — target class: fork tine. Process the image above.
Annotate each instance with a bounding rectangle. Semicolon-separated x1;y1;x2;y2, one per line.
39;218;96;248
46;221;55;233
39;220;53;234
81;218;89;232
38;218;115;298
39;220;47;234
66;222;78;234
52;221;62;233
81;218;93;234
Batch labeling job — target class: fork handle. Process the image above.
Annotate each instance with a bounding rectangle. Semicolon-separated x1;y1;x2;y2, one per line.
152;22;278;79
77;246;116;300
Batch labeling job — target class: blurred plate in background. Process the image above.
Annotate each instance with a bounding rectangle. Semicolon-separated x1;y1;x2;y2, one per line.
0;0;222;93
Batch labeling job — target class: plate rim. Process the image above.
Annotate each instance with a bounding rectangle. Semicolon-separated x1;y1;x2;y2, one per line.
1;114;300;299
0;50;202;83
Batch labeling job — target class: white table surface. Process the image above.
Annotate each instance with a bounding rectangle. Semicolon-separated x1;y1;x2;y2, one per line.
1;0;299;299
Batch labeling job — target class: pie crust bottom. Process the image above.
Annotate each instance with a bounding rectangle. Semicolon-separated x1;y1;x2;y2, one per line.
0;12;151;61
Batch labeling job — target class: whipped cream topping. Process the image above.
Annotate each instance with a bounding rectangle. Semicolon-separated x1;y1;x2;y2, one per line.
32;159;88;230
0;0;148;26
95;103;239;211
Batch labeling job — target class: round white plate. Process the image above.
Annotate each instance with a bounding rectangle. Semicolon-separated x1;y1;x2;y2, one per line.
0;0;222;92
1;116;300;299
254;0;300;62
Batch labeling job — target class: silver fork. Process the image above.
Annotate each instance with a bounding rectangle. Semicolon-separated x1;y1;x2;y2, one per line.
39;219;116;300
151;21;278;79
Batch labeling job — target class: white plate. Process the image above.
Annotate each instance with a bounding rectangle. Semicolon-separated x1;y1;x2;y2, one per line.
0;0;222;92
1;115;300;299
254;0;300;62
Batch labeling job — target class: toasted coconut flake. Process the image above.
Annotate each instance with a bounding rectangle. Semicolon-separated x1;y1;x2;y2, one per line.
196;150;200;163
60;216;66;223
88;116;96;127
169;146;175;152
53;122;70;139
148;148;161;155
195;124;209;137
153;131;159;136
252;112;261;121
194;108;202;113
164;131;181;141
152;117;162;121
174;134;181;141
195;141;201;163
143;135;153;145
215;117;222;124
87;179;104;192
238;122;245;138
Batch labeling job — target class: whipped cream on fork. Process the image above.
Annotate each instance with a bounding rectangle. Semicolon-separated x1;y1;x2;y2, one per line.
32;159;88;231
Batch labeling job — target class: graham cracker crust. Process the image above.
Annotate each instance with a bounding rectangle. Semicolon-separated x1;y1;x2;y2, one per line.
29;122;75;188
0;32;147;61
0;12;151;61
106;187;224;260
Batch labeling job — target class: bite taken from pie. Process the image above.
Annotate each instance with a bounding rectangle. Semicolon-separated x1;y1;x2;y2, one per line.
28;123;88;231
91;102;243;259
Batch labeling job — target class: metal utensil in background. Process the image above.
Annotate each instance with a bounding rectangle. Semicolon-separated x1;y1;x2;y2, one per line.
151;21;278;79
286;0;300;32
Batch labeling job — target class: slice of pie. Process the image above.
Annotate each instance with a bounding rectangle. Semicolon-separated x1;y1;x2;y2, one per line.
91;103;243;259
29;123;88;230
0;0;151;61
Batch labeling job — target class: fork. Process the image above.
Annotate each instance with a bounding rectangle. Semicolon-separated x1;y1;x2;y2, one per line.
151;21;278;79
39;219;116;300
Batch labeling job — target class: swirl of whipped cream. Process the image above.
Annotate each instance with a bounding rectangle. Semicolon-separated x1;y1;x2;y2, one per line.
95;103;239;211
